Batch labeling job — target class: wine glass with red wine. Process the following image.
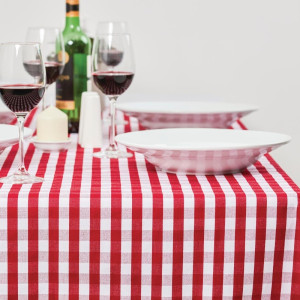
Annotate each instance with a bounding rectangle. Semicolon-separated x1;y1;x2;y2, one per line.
95;21;129;126
92;33;135;159
0;43;46;184
26;27;65;109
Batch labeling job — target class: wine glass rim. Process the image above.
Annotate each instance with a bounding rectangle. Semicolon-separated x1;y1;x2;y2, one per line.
27;26;61;31
97;20;128;25
0;42;42;47
95;33;132;37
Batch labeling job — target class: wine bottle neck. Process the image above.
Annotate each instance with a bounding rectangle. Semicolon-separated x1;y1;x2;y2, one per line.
65;0;80;27
65;16;80;28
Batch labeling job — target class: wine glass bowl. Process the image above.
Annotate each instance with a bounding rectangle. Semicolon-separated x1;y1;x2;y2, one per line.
26;27;65;108
92;33;135;159
96;21;128;35
100;49;124;67
0;42;46;184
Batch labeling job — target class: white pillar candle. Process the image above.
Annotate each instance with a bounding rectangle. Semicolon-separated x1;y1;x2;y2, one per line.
36;106;68;142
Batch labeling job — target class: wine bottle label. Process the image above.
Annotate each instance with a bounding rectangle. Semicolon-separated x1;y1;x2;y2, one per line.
66;0;79;17
56;54;75;110
56;53;89;111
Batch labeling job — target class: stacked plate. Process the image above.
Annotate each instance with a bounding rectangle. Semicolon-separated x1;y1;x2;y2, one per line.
0;103;32;155
0;125;33;154
116;98;291;175
0;101;15;125
117;101;258;129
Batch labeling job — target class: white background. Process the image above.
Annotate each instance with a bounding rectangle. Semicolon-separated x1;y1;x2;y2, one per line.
0;0;299;184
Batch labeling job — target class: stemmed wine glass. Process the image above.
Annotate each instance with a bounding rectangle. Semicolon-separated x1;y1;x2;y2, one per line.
0;43;46;184
96;21;129;125
26;27;65;110
92;33;135;159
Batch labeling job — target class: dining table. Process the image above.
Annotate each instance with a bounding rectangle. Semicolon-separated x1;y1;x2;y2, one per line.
0;107;299;299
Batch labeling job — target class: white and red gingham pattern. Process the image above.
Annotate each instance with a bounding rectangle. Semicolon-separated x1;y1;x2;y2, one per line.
0;109;299;299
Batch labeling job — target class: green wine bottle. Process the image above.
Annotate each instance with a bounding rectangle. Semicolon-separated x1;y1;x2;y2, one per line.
56;0;91;133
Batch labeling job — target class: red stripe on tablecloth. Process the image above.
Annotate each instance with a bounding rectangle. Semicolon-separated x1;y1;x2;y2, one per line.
139;109;164;299
292;199;300;299
28;152;50;299
128;153;143;298
69;146;84;299
187;176;205;299
264;142;300;297
48;151;67;299
236;120;247;130
125;114;143;298
265;154;300;194
225;175;246;298
0;145;18;178
237;120;298;297
255;161;288;298
286;150;300;298
145;161;163;299
242;169;267;299
167;174;184;299
110;159;122;299
89;148;101;300
25;107;38;127
7;185;21;300
7;143;35;299
3;111;37;298
207;176;225;299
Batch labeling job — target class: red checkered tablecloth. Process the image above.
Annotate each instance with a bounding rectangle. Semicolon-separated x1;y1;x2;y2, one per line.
0;109;300;299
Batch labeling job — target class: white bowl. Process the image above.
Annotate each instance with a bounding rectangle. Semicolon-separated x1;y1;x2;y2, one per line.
31;137;71;152
0;125;33;154
115;128;291;175
117;101;258;129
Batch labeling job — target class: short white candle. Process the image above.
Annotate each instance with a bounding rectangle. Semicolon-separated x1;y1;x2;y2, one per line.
36;106;68;142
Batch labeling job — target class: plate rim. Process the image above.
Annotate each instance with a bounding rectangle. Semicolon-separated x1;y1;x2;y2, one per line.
117;101;259;115
31;136;71;144
0;124;33;143
115;128;291;151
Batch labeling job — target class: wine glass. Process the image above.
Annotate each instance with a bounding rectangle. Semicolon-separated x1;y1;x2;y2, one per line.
96;21;128;35
92;33;135;159
0;43;46;184
26;27;65;110
96;22;129;125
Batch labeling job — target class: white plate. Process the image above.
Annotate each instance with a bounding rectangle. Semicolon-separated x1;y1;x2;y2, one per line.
32;137;71;152
115;128;291;175
117;101;258;129
0;125;33;154
0;111;15;124
0;103;15;124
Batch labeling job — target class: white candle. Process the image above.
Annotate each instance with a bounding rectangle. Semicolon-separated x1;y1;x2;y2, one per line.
36;106;68;142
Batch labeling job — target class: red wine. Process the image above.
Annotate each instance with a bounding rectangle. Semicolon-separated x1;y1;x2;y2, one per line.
100;49;123;67
24;61;63;85
45;62;63;85
92;71;134;96
0;84;45;113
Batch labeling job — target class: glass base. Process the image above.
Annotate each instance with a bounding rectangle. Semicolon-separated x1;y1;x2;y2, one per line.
0;173;43;184
94;149;133;159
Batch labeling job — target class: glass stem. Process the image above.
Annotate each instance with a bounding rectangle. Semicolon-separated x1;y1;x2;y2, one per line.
16;115;28;175
108;96;118;151
42;86;49;110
